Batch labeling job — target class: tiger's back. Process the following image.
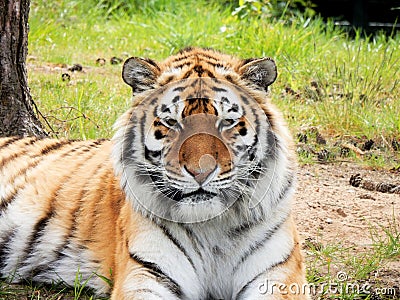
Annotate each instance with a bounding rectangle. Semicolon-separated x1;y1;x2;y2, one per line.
0;47;309;299
0;137;122;292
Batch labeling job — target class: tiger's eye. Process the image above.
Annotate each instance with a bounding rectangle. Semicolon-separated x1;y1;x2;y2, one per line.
225;119;235;125
221;119;236;127
165;118;177;127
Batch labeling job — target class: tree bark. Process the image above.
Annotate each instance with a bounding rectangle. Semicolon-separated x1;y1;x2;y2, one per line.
0;0;47;137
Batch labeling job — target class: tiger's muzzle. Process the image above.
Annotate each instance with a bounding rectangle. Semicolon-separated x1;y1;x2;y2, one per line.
166;113;233;187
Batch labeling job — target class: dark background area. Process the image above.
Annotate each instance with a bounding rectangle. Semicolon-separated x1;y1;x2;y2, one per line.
312;0;400;32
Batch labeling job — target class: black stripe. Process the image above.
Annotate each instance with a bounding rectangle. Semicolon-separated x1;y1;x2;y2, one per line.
250;106;260;135
40;140;73;155
227;103;239;113
182;70;193;79
0;229;16;272
232;216;288;272
0;138;38;167
153;105;159;117
140;115;146;145
190;78;200;87
144;146;161;163
149;97;159;107
235;274;258;299
0;191;18;217
171;61;192;69
160;104;170;113
182;226;204;261
0;136;24;149
225;75;235;83
132;289;163;298
18;209;56;270
58;142;95;158
219;168;232;177
197;53;218;62
1;139;72;169
263;108;276;130
62;162;106;239
122;128;137;160
163;76;175;85
235;248;294;299
0;140;81;216
211;78;222;84
159;225;196;271
26;150;103;276
130;253;183;298
204;70;215;78
264;130;278;160
240;95;249;105
173;86;187;92
172;95;180;103
273;174;294;206
227;219;262;239
220;96;230;104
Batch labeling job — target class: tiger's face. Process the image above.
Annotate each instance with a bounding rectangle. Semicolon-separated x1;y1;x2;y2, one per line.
113;48;288;223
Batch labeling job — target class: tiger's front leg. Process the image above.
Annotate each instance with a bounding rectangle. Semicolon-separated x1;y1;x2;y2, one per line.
111;206;200;300
111;260;183;300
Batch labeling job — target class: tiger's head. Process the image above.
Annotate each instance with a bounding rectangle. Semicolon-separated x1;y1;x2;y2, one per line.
113;48;295;223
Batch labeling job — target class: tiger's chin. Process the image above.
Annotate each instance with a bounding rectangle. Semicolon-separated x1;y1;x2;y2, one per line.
162;181;248;222
125;184;238;224
169;196;230;223
156;187;238;223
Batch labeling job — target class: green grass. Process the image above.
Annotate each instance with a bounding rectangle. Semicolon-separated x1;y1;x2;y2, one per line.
305;217;400;299
0;270;110;300
2;0;398;298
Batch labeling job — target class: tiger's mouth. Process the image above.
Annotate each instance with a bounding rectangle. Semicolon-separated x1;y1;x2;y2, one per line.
161;186;218;202
181;188;218;201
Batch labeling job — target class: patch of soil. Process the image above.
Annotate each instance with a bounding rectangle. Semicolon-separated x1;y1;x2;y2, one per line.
294;163;399;246
293;163;400;297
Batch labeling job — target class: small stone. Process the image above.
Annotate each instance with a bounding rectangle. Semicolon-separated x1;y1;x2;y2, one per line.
361;139;374;151
110;56;123;65
61;73;71;81
359;194;376;200
96;58;106;66
336;208;347;217
392;139;400;151
325;218;333;224
297;132;308;143
303;237;322;251
68;63;83;72
316;132;327;145
317;149;330;162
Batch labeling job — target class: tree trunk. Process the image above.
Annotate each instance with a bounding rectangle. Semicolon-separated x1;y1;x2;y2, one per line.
0;0;47;137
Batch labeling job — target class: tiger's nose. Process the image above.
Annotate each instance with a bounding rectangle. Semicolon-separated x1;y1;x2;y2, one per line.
179;133;231;185
186;153;217;184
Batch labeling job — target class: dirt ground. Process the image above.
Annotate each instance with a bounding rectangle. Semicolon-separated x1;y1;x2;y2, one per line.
294;162;399;247
293;162;400;297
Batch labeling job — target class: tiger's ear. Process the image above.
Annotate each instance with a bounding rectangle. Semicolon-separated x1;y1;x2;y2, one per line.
122;57;161;93
238;58;277;91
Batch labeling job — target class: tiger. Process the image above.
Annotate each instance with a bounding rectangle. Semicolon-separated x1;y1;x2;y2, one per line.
0;47;309;299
